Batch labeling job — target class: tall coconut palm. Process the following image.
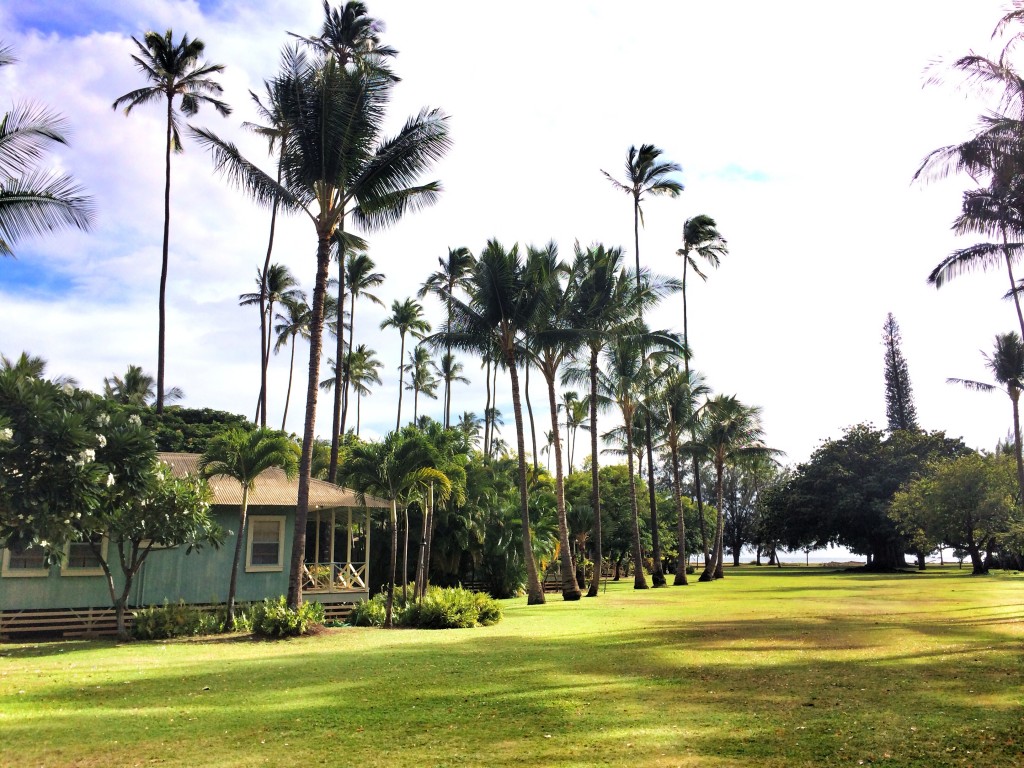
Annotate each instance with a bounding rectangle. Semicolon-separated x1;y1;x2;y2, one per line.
338;252;385;441
290;0;398;73
240;263;303;420
192;43;450;608
0;44;94;257
405;344;438;422
662;369;711;585
347;344;383;436
339;429;449;627
437;239;547;604
382;298;432;430
273;295;311;431
697;395;776;580
949;331;1024;505
113;30;230;414
524;241;584;600
432;352;470;427
103;364;183;406
419;246;476;427
199;428;298;627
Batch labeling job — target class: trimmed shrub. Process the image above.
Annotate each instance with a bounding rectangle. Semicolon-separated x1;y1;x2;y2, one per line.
350;587;502;629
349;593;388;627
247;597;325;638
474;591;502;626
132;601;228;640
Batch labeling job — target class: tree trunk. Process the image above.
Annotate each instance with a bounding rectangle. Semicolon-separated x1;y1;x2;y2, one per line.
706;459;726;580
256;161;283;428
644;412;665;586
227;487;249;629
507;357;545;604
483;356;491;457
625;415;649;590
386;498;397;628
402;505;409;602
916;551;926;571
586;348;604;598
156;95;174;415
329;233;346;483
670;434;688;585
340;275;357;439
545;364;581;600
1011;390;1024;513
281;335;296;432
525;362;538;471
395;333;407;432
287;229;332;609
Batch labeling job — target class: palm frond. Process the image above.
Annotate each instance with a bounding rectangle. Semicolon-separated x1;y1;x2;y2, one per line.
0;169;95;256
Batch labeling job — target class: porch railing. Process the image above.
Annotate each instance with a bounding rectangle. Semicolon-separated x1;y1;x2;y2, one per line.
302;561;367;592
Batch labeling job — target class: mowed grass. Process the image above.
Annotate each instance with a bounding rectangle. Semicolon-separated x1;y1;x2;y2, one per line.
1;567;1022;768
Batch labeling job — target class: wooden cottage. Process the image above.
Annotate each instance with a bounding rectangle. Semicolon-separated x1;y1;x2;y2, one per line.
0;452;389;638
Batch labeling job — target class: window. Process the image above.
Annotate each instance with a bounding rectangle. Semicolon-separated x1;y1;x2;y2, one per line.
61;534;106;576
1;543;50;578
246;516;285;572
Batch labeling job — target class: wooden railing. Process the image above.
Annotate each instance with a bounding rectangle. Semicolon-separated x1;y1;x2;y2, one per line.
302;561;367;592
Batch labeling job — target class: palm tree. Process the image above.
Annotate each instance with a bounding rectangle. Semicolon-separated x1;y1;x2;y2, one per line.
697;395;776;580
432;352;470;427
113;30;230;414
0;44;94;257
338;252;385;441
560;391;589;472
525;241;582;600
199;428;298;628
456;410;482;447
662;369;711;585
347;344;383;436
240;263;303;421
949;331;1024;505
339;429;450;627
192;42;450;608
289;0;398;73
103;364;183;406
273;296;311;431
381;298;431;430
0;351;78;388
405;344;438;422
419;247;476;427
439;239;547;604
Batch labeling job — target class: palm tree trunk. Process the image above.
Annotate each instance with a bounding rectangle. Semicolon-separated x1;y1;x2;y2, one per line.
287;229;332;609
707;458;726;580
624;414;649;590
256;161;284;428
669;432;688;585
525;361;538;471
1012;389;1024;509
386;498;397;628
507;356;545;604
402;505;409;602
356;391;362;436
586;347;603;598
281;334;297;432
395;333;407;432
1003;225;1024;340
483;356;492;457
340;285;357;438
227;487;249;629
329;231;346;482
156;94;174;415
545;365;581;600
644;411;665;586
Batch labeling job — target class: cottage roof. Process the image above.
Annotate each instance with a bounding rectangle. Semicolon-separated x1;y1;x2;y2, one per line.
157;452;390;509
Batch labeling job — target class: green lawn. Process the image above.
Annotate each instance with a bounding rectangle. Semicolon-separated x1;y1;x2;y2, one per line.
2;566;1022;767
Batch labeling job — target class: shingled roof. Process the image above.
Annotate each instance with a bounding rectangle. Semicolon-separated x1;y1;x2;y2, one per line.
158;452;390;509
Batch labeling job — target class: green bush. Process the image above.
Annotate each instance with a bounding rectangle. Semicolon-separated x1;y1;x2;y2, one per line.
248;596;324;637
132;600;228;640
350;587;502;629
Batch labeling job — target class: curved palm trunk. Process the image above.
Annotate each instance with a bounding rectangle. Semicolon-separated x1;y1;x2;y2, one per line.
644;411;665;586
586;347;604;598
545;363;581;600
525;362;538;471
156;94;174;415
256;161;284;428
507;357;545;604
227;487;249;628
287;230;332;609
483;356;492;456
395;332;407;431
340;282;357;437
669;433;688;585
281;333;297;431
1011;388;1024;507
1003;225;1024;340
329;230;347;483
624;414;649;590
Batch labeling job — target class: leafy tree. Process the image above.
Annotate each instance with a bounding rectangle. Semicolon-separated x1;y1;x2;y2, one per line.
890;452;1016;574
131;406;253;453
882;313;919;431
113;29;230;413
192;35;450;607
199;427;298;627
764;424;969;570
0;43;94;257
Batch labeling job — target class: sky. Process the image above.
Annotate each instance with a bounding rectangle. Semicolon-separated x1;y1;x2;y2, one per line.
0;0;1021;468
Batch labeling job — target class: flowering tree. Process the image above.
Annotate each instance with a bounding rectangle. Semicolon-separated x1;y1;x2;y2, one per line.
0;369;222;637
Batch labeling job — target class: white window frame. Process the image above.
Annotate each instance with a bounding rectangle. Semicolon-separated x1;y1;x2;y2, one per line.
61;535;108;577
246;516;285;573
1;546;50;578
